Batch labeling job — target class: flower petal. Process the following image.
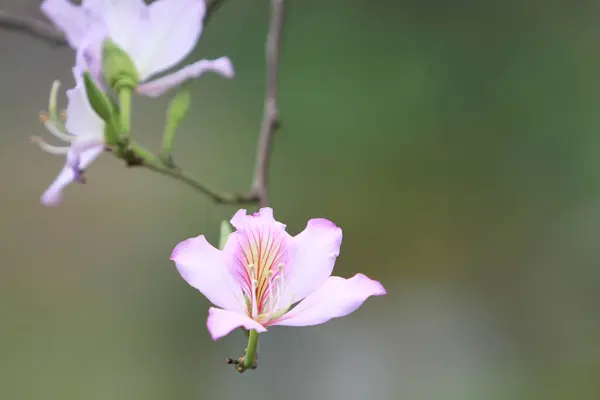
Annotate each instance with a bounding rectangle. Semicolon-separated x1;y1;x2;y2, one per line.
171;235;244;312
41;146;103;207
206;307;267;341
136;57;234;97
230;207;286;231
270;274;386;327
132;0;206;80
282;218;343;304
74;25;107;89
41;0;87;47
66;138;105;173
100;0;146;56
65;78;105;139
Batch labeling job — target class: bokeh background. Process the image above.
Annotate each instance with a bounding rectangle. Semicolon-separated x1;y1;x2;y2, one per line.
1;0;599;399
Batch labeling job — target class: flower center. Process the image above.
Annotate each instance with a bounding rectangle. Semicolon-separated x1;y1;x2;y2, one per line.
237;225;288;320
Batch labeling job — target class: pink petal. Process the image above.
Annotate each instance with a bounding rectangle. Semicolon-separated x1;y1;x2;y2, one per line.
66;138;105;172
74;25;107;89
133;0;206;81
270;274;386;327
171;235;244;312
206;307;267;341
41;146;103;207
41;0;87;47
281;218;343;304
229;207;285;231
136;57;234;98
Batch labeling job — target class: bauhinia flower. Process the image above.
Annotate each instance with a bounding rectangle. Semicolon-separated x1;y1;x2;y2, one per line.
32;71;106;206
41;0;234;97
170;208;386;340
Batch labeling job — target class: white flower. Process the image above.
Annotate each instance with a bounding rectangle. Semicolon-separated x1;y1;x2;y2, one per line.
42;0;234;97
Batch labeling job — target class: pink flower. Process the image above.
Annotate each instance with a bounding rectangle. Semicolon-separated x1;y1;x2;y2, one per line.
170;208;386;340
41;0;234;97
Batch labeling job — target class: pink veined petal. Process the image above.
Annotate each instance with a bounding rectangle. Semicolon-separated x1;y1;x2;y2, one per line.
41;145;104;207
207;307;267;341
171;235;245;312
136;57;234;97
133;0;206;81
65;79;105;138
230;207;286;231
270;274;386;327
41;0;87;47
280;218;343;304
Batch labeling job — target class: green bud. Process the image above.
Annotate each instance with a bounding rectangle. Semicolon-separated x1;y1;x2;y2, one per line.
102;38;139;93
161;83;191;159
219;220;233;250
83;72;118;145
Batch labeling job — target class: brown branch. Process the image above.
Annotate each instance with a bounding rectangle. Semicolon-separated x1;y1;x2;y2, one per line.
249;0;285;208
0;0;227;47
0;10;67;46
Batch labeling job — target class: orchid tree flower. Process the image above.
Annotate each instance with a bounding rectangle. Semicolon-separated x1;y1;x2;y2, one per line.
32;71;106;206
41;0;234;98
170;208;386;342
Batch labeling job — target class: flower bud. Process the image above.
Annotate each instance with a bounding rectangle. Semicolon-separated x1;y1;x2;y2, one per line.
102;38;139;93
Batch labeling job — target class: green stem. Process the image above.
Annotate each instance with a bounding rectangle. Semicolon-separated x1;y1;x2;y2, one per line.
119;88;132;139
243;330;260;370
126;142;244;204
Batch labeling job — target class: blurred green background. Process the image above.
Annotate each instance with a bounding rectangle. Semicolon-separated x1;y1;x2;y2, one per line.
1;0;599;398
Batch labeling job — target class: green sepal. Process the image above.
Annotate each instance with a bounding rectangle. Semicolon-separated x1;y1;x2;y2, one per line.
83;72;118;145
161;83;191;160
219;220;233;250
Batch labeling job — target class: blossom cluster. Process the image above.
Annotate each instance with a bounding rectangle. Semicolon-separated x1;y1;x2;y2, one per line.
35;0;386;367
36;0;233;206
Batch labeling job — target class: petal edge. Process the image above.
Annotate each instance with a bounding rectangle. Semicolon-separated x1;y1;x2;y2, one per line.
270;274;386;327
207;307;267;341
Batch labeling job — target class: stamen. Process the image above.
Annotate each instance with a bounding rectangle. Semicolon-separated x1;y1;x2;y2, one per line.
267;270;274;314
250;279;259;318
30;136;69;155
278;264;285;294
39;112;49;123
48;80;60;122
44;121;72;143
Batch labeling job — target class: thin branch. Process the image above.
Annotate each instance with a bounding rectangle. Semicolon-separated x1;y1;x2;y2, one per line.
0;0;227;47
0;10;67;46
141;163;258;205
250;0;285;208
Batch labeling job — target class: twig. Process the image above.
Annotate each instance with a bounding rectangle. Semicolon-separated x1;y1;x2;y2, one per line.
0;10;67;46
141;162;258;205
249;0;285;208
0;0;227;47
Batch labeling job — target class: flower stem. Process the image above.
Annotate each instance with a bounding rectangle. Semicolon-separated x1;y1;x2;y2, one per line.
243;329;260;371
119;88;132;140
123;141;255;204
